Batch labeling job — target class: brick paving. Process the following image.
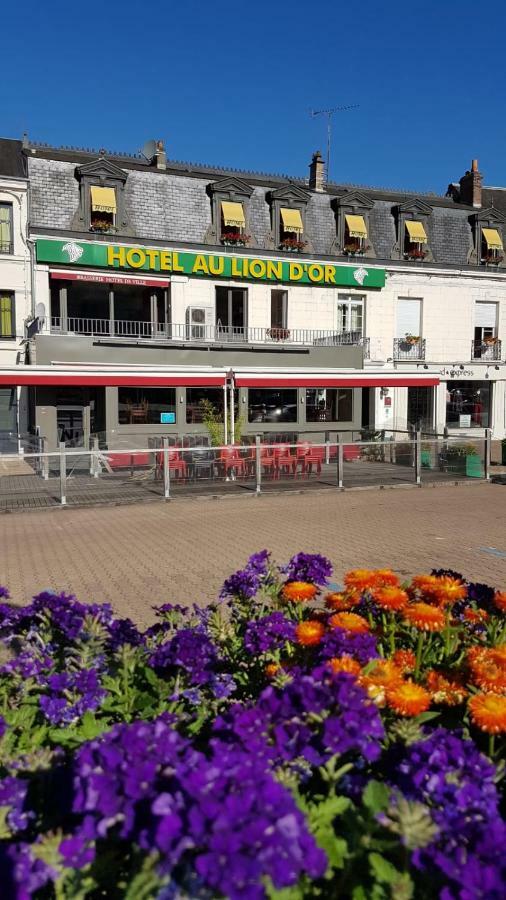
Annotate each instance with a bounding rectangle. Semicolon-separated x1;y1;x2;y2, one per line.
0;482;504;626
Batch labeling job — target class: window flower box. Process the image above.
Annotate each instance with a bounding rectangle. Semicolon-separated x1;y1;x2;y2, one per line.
484;336;499;346
481;252;503;265
404;247;427;260
266;327;291;341
279;238;307;253
90;220;118;234
343;241;369;256
221;232;250;247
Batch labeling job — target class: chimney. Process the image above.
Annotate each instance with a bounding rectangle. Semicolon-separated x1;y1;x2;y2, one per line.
459;158;482;208
309;150;325;192
155;139;167;170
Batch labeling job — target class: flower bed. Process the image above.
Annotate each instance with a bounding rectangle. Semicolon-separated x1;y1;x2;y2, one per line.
0;556;505;899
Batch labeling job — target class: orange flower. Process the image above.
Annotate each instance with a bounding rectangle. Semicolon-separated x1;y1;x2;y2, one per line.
324;591;359;611
410;574;440;598
426;669;467;705
392;649;416;673
265;663;280;678
344;568;399;592
468;693;506;734
403;602;446;632
282;581;318;603
327;655;361;677
295;620;325;646
464;607;490;625
494;591;506;613
490;645;506;666
359;660;404;706
387;680;431;717
329;612;370;633
431;576;467;607
469;651;506;693
371;585;409;612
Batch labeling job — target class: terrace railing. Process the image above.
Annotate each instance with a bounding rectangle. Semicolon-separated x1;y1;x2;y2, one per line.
30;317;369;353
472;339;502;360
393;338;426;360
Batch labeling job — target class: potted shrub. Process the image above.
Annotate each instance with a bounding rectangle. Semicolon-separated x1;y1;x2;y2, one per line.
266;327;291;341
405;247;427;260
444;443;483;477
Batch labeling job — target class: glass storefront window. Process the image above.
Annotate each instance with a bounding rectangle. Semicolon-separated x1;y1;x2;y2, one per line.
445;381;491;428
248;389;297;424
186;388;224;424
118;388;176;425
305;388;353;422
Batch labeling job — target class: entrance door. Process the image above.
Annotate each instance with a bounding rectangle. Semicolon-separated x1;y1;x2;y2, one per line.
57;407;85;447
407;387;433;432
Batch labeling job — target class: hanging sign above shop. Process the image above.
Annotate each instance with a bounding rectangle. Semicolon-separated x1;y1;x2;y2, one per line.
36;239;386;289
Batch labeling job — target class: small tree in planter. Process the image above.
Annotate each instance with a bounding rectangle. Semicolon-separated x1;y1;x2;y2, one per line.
200;399;244;446
444;443;483;477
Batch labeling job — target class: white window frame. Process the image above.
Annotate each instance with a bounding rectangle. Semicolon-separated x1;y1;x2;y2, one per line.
337;293;364;335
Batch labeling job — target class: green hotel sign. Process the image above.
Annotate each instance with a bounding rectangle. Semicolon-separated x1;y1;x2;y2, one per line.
36;239;386;289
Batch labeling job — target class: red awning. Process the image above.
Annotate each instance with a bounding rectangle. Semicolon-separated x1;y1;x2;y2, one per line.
49;270;169;288
0;368;226;387
234;375;439;388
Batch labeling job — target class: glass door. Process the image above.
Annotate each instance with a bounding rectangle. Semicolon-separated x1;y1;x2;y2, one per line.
57;407;85;447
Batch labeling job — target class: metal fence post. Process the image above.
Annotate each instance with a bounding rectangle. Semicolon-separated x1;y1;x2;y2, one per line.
59;441;67;506
484;428;491;481
325;430;330;465
91;437;100;477
255;435;261;494
337;439;344;489
41;437;49;480
415;430;422;485
162;436;170;499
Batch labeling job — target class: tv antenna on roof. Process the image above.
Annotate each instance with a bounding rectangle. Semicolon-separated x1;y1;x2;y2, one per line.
310;104;359;183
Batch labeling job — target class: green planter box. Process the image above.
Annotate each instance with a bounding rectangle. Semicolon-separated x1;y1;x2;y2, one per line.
466;455;484;478
421;450;432;468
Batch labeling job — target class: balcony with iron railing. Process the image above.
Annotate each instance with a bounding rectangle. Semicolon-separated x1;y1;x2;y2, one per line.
393;337;426;360
29;317;370;356
472;338;502;360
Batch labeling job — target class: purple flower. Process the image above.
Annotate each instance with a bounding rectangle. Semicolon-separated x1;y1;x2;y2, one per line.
0;777;33;834
0;586;10;599
150;628;219;686
283;552;332;585
39;668;106;725
0;715;6;739
244;612;296;655
58;834;95;869
220;568;261;601
215;670;384;767
246;550;270;574
107;617;144;650
4;840;57;896
319;627;379;665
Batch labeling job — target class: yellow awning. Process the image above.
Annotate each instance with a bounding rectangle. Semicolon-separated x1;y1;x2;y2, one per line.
280;207;304;235
345;214;367;239
90;186;117;214
405;220;427;244
221;200;245;228
482;228;503;250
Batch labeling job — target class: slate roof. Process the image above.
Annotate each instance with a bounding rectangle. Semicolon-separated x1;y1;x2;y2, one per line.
3;135;503;268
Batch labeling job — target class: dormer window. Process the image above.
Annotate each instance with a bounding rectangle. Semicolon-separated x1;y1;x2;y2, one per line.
481;228;504;265
90;186;117;233
344;214;368;256
279;207;305;252
220;201;248;246
404;220;428;260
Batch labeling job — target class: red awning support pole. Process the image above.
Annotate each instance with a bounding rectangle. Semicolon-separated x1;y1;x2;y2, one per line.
223;383;228;446
228;371;235;445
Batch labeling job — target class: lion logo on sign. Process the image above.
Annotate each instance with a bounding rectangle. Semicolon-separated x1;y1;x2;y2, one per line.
62;241;84;263
353;266;367;286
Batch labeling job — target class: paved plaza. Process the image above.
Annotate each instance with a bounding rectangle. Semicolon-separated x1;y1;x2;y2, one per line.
0;481;504;625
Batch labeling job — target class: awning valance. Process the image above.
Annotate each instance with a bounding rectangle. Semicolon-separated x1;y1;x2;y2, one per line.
234;370;439;388
0;366;227;388
345;214;367;239
405;220;427;244
482;227;503;250
90;186;117;214
221;200;245;228
49;270;169;288
280;207;304;234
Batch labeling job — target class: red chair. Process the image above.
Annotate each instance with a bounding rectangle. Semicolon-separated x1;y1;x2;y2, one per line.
295;442;311;476
343;444;360;462
156;449;187;480
106;451;152;470
260;447;277;478
272;444;297;479
218;446;245;478
300;445;325;477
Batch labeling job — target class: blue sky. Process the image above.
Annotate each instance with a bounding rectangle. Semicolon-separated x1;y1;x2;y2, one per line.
2;0;505;193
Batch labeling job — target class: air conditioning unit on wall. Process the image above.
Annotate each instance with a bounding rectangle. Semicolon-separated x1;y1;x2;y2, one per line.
185;307;213;340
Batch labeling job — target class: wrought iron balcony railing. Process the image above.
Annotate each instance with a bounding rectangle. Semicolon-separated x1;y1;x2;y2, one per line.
30;317;370;355
472;339;502;360
393;337;426;360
